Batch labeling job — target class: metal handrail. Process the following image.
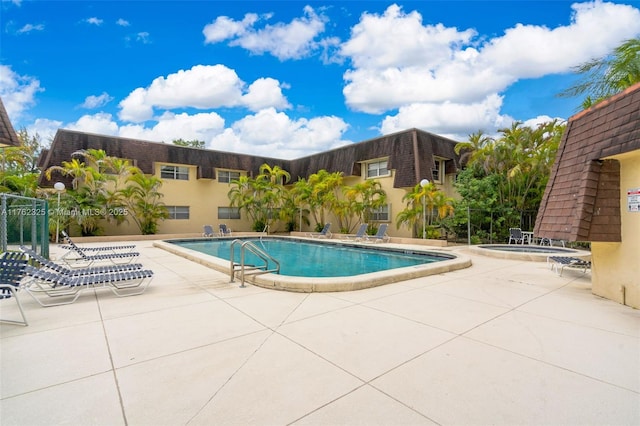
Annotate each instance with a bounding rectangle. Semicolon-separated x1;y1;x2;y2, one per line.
229;239;280;287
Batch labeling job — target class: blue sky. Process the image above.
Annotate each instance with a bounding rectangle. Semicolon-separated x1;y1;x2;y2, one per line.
2;0;640;159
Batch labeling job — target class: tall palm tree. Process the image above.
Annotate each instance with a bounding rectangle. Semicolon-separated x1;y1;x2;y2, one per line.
559;37;640;109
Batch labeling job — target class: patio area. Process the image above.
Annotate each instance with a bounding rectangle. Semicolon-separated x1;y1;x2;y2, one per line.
1;240;638;425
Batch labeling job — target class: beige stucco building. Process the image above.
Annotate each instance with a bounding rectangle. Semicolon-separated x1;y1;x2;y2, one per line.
38;128;461;239
535;82;640;308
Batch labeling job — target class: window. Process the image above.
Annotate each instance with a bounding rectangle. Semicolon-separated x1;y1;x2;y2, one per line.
160;165;189;180
432;159;444;183
370;204;390;221
218;170;241;183
167;206;190;219
366;160;389;178
218;207;241;220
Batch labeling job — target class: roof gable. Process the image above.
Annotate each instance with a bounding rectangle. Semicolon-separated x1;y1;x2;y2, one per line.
534;82;640;242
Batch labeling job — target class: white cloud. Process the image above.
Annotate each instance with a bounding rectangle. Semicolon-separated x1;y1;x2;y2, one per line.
0;65;42;121
65;112;119;135
203;6;329;60
119;111;225;143
340;1;640;137
202;13;259;43
209;108;349;159
118;64;289;122
85;17;103;26
81;92;113;109
27;118;61;146
242;78;291;111
380;95;513;141
17;23;44;34
136;32;151;44
116;18;130;27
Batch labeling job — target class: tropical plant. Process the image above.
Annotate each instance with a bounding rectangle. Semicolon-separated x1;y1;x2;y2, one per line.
559;37;640;109
396;181;453;238
342;179;387;232
119;171;168;235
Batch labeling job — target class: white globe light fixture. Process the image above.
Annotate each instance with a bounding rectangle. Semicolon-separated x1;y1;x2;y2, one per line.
54;182;65;243
420;179;429;239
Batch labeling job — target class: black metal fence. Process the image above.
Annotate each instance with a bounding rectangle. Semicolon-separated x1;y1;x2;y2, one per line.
1;194;49;257
443;207;539;245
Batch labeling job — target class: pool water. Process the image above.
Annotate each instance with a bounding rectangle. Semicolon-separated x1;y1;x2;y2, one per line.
171;238;452;278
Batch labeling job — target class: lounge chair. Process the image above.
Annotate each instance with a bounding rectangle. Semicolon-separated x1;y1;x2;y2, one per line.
0;252;29;326
61;231;136;252
59;232;140;268
203;225;215;237
219;224;232;237
364;223;390;243
307;223;332;239
508;227;524;244
20;246;144;276
341;223;368;242
547;256;591;276
22;264;154;307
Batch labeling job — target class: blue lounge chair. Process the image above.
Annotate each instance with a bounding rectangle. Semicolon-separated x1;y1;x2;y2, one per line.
59;232;140;268
341;223;368;242
547;256;591;276
0;252;29;326
23;263;154;307
203;225;215;237
364;223;390;243
307;223;332;239
219;224;232;237
61;231;136;252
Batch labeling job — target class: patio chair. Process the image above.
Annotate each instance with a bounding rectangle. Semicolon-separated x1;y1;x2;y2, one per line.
20;246;144;276
22;264;154;307
364;223;390;243
59;232;140;268
203;225;215;237
61;231;136;252
0;252;29;326
508;227;524;244
341;223;368;242
547;256;591;277
219;224;232;237
307;223;332;239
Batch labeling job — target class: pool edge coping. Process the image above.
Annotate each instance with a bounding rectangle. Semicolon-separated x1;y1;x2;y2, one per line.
464;244;592;262
153;238;472;292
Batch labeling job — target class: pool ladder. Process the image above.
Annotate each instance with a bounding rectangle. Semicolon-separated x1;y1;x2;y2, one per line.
229;239;280;288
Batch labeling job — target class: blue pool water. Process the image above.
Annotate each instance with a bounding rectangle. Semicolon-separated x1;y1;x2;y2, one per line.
170;238;452;278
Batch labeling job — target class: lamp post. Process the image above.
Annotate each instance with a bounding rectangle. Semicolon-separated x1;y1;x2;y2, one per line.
420;179;429;239
54;182;65;243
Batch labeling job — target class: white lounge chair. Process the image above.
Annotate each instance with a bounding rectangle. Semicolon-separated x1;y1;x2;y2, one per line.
219;224;232;237
203;225;215;237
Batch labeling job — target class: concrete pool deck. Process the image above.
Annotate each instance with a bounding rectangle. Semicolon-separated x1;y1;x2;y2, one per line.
1;240;638;425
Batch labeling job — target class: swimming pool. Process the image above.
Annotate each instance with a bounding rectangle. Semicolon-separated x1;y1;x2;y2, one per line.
154;236;471;292
171;238;450;277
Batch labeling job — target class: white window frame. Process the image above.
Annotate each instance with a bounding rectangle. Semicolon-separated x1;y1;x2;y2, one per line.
218;207;241;220
160;165;189;181
167;206;190;219
370;204;390;222
218;170;241;184
432;158;445;183
366;159;389;179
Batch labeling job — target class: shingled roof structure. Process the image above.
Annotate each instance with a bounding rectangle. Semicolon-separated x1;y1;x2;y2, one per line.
39;128;460;189
0;97;21;147
534;82;640;242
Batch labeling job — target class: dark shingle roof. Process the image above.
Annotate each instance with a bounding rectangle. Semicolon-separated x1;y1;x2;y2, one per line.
0;97;21;147
39;128;461;189
534;82;640;242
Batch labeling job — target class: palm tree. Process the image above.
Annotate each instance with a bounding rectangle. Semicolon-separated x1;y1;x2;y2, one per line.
559;37;640;109
120;171;168;234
